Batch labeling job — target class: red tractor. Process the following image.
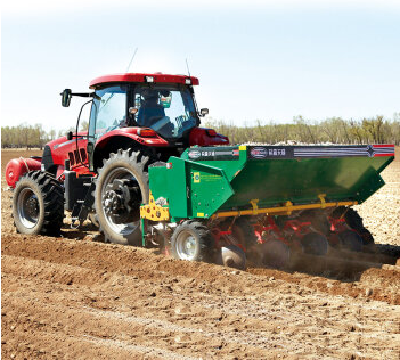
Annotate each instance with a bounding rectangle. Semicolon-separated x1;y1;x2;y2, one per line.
6;73;229;245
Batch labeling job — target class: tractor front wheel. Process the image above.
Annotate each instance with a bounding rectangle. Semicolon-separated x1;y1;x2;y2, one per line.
13;171;64;235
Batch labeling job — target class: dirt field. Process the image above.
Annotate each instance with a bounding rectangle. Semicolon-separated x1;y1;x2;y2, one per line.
2;148;400;359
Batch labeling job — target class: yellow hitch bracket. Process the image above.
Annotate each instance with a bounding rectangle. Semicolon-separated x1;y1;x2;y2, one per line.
140;191;170;221
318;194;327;208
285;201;294;215
250;198;260;214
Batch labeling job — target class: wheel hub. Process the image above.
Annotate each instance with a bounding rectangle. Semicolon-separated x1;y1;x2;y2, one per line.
103;178;141;224
25;196;39;218
185;236;196;254
18;187;40;229
104;190;125;215
176;232;198;260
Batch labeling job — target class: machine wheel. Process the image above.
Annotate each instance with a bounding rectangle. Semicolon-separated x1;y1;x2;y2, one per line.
216;245;246;270
171;220;213;262
13;171;64;235
338;229;363;252
358;227;375;246
332;206;363;231
260;239;290;269
95;149;150;246
300;232;328;256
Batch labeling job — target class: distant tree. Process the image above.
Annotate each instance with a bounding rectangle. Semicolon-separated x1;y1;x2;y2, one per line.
80;121;89;131
49;129;56;140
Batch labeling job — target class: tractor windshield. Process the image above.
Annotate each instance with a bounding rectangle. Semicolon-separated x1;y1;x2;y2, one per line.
134;85;197;139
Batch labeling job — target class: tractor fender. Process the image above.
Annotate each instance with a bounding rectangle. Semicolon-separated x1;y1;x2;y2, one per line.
92;132;167;171
95;128;169;150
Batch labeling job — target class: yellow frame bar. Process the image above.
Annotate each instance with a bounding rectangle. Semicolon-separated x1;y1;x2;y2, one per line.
211;200;357;219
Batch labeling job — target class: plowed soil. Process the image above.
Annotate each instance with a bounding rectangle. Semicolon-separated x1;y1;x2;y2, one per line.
2;148;400;359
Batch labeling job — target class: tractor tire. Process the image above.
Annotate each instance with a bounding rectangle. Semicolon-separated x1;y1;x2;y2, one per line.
170;220;213;263
13;171;64;236
338;229;363;252
260;239;290;269
95;149;150;246
300;232;328;256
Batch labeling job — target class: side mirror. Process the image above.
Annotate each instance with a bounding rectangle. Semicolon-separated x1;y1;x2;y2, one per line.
200;108;209;116
60;89;72;107
66;131;73;141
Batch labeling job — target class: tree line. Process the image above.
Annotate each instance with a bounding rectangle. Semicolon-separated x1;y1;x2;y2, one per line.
1;116;399;148
204;115;400;146
1;122;89;149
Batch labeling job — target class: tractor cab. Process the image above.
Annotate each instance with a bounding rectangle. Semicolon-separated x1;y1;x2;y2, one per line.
59;73;227;172
87;73;207;142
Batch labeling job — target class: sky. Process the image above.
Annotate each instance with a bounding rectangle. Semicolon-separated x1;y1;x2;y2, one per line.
1;0;400;132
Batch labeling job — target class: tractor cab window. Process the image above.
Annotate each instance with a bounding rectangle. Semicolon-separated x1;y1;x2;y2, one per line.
133;85;197;139
89;86;127;140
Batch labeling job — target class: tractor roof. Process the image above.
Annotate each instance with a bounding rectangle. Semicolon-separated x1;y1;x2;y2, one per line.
89;73;199;89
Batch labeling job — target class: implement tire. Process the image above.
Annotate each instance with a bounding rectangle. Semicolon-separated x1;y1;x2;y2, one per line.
171;220;213;263
358;227;375;246
13;171;64;235
332;206;363;231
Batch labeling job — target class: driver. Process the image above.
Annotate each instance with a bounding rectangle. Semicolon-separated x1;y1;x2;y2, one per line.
137;90;165;127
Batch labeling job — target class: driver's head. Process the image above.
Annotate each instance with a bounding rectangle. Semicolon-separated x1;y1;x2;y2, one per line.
160;90;171;97
142;90;159;106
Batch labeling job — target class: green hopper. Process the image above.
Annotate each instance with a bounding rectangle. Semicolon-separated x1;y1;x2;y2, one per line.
145;145;394;222
140;144;394;268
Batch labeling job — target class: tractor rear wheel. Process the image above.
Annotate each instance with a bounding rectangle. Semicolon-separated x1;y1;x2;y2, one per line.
95;149;149;246
171;220;213;262
13;171;64;235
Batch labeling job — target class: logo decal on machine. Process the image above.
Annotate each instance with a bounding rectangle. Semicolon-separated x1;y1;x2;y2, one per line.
247;145;394;159
188;150;201;159
251;147;286;158
187;147;240;161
